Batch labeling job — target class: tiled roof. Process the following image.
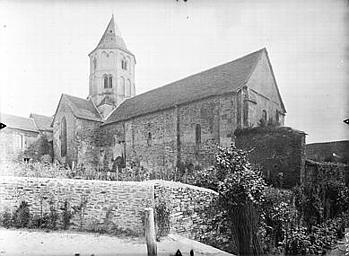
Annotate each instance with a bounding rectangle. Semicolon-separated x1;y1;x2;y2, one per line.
62;94;102;121
0;113;39;132
30;113;53;131
89;15;131;56
105;48;264;125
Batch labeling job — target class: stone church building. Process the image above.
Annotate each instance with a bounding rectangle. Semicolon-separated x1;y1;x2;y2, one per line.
52;16;286;176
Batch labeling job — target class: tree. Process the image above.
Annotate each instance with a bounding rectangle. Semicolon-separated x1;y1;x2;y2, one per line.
194;145;267;255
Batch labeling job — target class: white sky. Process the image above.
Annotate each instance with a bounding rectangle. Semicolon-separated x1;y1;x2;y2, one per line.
0;0;348;144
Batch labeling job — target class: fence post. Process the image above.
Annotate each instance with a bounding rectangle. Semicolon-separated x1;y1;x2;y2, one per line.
144;207;157;256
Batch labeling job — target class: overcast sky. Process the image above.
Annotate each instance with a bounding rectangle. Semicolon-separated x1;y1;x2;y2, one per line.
0;0;348;144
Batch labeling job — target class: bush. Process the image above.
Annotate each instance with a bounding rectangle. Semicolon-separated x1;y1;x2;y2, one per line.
0;211;13;228
12;201;31;228
0;161;70;178
154;196;171;239
21;134;53;162
61;200;74;230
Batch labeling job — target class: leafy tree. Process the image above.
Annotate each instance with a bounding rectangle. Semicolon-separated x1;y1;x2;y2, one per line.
193;145;267;255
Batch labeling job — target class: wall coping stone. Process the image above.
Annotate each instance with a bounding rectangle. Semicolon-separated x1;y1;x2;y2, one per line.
146;179;218;195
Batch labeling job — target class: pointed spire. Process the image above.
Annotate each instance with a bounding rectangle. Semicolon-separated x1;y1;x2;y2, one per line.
94;15;127;51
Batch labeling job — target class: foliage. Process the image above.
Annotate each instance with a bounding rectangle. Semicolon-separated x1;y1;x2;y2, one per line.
0;161;70;178
234;125;299;137
21;134;53;162
12;201;31;228
189;145;267;255
294;179;349;229
284;214;347;255
72;196;88;230
60;200;74;230
260;187;299;254
154;194;171;240
68;163;150;182
0;211;13;228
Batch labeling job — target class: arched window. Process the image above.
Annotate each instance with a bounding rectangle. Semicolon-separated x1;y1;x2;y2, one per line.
104;75;108;89
195;124;201;145
121;58;127;70
60;117;67;157
108;76;113;88
125;79;131;97
103;74;113;89
147;132;152;147
262;110;268;122
275;110;280;123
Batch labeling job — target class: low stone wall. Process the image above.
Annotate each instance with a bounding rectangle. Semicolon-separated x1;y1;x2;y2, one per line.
152;180;218;239
0;176;218;239
0;176;154;234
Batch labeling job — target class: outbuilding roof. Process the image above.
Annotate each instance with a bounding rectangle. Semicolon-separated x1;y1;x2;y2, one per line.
51;94;102;125
30;113;53;131
104;48;265;125
0;113;39;133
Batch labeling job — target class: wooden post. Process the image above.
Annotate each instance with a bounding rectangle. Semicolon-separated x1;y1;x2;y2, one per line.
144;208;157;256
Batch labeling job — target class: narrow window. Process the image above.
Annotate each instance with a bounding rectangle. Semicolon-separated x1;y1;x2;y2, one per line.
262;110;267;122
108;76;113;88
276;110;280;123
60;117;67;157
147;132;152;147
195;124;201;145
104;75;108;89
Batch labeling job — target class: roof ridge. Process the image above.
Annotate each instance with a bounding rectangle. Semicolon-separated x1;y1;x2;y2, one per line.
105;48;266;125
126;48;265;100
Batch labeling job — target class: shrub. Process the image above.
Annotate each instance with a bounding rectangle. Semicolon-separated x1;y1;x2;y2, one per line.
1;211;13;228
61;200;74;230
154;196;171;239
21;134;53;162
12;201;31;228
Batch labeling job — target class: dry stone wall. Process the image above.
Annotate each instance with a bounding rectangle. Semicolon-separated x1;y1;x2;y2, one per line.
0;177;218;238
152;180;218;239
0;176;154;234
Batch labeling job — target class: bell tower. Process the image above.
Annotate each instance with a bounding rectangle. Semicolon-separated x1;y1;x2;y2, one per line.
88;15;136;118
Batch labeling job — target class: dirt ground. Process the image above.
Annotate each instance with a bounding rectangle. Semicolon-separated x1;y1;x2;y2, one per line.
0;228;233;256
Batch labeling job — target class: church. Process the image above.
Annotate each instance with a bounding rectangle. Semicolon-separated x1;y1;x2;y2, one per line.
52;16;286;177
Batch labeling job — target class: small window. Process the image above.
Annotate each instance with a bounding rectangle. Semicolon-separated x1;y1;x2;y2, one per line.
195;124;201;145
103;74;113;89
108;76;113;88
147;132;152;147
121;59;127;70
262;110;267;121
276;110;280;123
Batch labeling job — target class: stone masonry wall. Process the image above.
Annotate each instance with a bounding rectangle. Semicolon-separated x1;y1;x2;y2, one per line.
0;176;153;234
152;180;218;240
0;128;39;163
52;99;77;166
0;177;218;238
